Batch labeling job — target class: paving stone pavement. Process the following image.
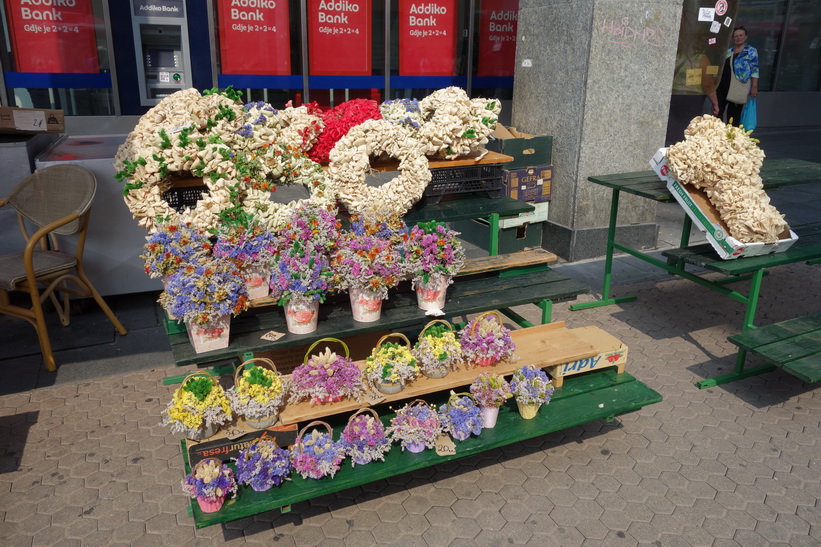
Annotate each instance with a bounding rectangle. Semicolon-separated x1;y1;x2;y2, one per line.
1;259;819;546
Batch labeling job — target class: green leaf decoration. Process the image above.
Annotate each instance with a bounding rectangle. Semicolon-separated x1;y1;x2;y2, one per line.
246;365;273;387
183;377;213;402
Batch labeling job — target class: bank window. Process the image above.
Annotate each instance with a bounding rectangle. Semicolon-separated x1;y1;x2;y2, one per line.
775;0;821;91
1;0;114;115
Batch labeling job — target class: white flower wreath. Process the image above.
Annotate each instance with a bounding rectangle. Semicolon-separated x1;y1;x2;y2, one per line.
416;86;501;160
327;119;431;217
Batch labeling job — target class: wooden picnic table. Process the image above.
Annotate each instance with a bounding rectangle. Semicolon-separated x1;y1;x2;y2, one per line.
572;158;821;388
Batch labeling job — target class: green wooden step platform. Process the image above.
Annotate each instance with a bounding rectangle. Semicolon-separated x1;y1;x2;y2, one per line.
728;312;821;383
181;369;662;528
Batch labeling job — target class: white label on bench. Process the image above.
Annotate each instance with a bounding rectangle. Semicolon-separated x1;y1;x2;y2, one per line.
260;330;286;341
435;434;457;456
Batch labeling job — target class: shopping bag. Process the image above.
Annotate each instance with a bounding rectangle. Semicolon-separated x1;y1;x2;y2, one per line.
740;97;757;131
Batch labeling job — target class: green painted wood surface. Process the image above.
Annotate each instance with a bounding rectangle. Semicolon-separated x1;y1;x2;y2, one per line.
168;269;590;366
404;195;534;224
588;158;821;202
728;313;821;382
184;369;662;528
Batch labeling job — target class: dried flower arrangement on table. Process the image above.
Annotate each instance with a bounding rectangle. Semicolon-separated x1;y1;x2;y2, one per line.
364;333;419;395
412;320;463;379
235;438;292;492
387;399;442;453
226;358;287;428
469;372;513;428
162;372;232;440
291;421;346;480
438;392;483;441
340;408;392;466
509;365;554;420
182;458;238;513
289;338;364;405
459;311;517;367
406;221;465;310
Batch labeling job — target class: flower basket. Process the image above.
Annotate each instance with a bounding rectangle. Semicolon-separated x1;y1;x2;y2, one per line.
469;373;512;429
235;438;292;492
510;365;554;420
227;358;287;429
182;457;237;513
438;392;483;441
162;371;232;441
412;320;463;379
459;311;516;367
291;420;345;480
364;333;418;395
340;408;391;466
290;338;364;404
387;399;441;452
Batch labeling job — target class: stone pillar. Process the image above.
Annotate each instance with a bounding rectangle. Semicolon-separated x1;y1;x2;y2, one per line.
511;0;683;261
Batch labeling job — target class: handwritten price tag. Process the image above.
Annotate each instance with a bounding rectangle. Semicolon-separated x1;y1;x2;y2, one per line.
260;330;285;342
363;390;387;406
435;434;456;457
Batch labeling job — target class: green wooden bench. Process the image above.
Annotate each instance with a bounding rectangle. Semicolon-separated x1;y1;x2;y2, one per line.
183;368;662;528
165;248;590;367
728;312;821;383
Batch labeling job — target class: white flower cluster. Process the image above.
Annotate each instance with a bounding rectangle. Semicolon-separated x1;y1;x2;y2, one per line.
667;115;787;243
416;87;501;160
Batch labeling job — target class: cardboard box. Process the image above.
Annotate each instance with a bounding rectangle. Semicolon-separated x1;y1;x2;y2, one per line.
488;125;553;169
187;423;299;467
498;201;549;229
650;148;799;260
0;107;65;134
502;165;552;203
545;326;627;388
452;218;544;254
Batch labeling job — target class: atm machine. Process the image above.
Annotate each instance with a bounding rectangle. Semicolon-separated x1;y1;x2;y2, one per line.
130;0;193;106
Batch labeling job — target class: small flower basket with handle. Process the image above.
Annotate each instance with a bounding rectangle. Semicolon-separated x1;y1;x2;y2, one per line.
438;392;484;441
227;358;287;429
162;371;232;441
387;399;441;453
364;333;419;395
340;408;391;466
412;320;463;379
235;437;292;492
182;457;238;513
289;338;364;405
469;372;512;429
291;420;346;480
510;365;554;420
459;311;516;367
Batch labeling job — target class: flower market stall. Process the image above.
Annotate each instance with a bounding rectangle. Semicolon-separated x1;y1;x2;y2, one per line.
116;86;661;527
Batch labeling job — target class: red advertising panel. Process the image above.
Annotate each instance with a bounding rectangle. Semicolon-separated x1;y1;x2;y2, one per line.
399;0;457;76
308;0;372;76
217;0;291;74
476;0;518;76
5;0;100;73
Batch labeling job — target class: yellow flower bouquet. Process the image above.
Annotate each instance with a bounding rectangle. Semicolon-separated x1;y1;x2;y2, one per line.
364;333;418;395
412;320;462;379
227;358;288;429
162;372;232;441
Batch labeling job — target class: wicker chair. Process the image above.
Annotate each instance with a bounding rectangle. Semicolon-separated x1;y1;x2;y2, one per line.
0;165;127;372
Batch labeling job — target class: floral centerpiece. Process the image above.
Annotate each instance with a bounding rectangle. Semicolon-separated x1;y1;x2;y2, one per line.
412;320;462;379
291;421;345;480
331;215;406;322
387;400;441;453
406;221;465;310
340;408;391;466
278;202;341;256
214;222;278;300
509;365;554;419
182;458;238;513
235;438;292;492
380;98;423;132
289;338;364;404
364;333;418;395
269;242;331;333
159;258;250;353
469;373;512;428
438;392;483;441
227;358;287;428
140;222;212;281
162;372;232;440
459;311;516;367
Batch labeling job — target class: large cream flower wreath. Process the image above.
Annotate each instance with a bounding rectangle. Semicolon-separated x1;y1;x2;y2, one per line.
115;89;331;233
326;119;431;217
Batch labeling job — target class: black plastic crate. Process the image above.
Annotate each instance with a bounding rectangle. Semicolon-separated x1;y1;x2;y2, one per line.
423;163;504;204
162;185;209;213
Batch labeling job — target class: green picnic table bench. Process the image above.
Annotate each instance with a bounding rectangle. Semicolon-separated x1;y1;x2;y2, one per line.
727;312;821;383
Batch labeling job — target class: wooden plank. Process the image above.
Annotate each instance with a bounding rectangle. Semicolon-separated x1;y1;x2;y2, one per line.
457;248;557;277
662;239;821;276
749;330;821;365
186;369;663;528
782;355;821;383
369;150;514;171
168;269;591;366
403;195;534;225
729;313;821;350
277;322;598;425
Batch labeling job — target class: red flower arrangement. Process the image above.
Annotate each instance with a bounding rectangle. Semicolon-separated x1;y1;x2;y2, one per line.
308;99;383;164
